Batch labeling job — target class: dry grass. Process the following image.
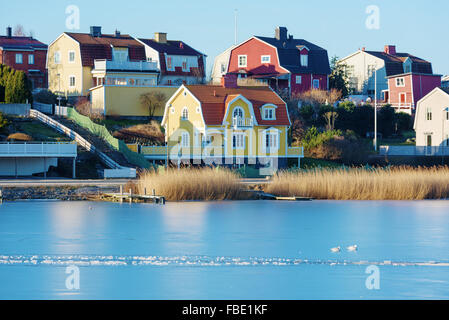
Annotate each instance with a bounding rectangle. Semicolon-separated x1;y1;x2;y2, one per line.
7;132;32;141
113;121;164;144
265;167;449;200
136;168;242;201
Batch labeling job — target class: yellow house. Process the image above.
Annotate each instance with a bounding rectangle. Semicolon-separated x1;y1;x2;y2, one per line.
142;77;303;169
47;26;176;117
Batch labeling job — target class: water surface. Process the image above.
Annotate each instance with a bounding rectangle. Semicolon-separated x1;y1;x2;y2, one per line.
1;200;448;299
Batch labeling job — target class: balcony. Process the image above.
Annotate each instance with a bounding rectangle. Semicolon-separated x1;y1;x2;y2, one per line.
232;117;254;129
93;59;158;72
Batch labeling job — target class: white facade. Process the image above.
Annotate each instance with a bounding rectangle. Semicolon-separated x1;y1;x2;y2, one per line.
414;87;449;147
211;46;235;84
337;50;388;100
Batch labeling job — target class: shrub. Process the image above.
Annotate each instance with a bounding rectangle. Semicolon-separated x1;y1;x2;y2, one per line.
33;89;57;104
7;132;32;141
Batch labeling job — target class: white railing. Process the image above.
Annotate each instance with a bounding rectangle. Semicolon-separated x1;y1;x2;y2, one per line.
94;59;158;72
0;142;77;157
287;147;304;157
30;109;121;169
232;117;254;129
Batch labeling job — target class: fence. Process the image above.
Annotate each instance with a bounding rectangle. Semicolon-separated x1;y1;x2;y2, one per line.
65;107;151;169
0;142;77;157
380;145;449;156
32;102;53;114
0;103;30;116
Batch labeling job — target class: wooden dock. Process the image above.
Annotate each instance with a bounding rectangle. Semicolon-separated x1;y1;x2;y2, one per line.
101;186;166;204
244;190;312;201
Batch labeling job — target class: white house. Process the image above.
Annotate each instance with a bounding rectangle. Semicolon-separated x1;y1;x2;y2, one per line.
210;45;235;84
414;87;449;147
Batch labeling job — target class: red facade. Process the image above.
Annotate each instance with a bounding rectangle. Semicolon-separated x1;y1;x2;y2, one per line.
387;73;441;113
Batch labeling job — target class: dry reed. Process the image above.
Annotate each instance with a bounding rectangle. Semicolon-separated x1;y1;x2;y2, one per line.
265;167;449;200
137;168;242;201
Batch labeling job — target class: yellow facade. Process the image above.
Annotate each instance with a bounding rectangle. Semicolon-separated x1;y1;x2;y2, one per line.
47;33;91;97
161;86;291;159
90;85;178;117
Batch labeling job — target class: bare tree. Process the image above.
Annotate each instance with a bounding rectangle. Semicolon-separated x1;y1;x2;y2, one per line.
323;111;339;131
13;24;25;36
140;91;166;120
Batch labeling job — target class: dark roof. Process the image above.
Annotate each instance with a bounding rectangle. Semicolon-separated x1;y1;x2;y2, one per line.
254;36;331;75
185;85;290;126
0;36;47;50
65;32;146;67
365;50;433;76
138;39;204;56
441;87;449;95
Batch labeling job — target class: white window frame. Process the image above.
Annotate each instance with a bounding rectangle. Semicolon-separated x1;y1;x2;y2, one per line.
232;132;245;150
182;60;188;71
181;107;189;120
15;53;23;64
28;54;34;65
300;54;308;67
238;55;247;68
396;77;405;87
181;132;190;147
69;75;76;88
261;104;277;120
261;55;271;64
68;50;76;63
233;106;244;119
426;107;432;121
295;75;302;84
313;79;320;89
54;51;61;64
262;129;280;153
166;56;173;71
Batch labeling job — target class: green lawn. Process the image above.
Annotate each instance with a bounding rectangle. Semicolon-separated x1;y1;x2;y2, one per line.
12;121;71;142
96;118;150;132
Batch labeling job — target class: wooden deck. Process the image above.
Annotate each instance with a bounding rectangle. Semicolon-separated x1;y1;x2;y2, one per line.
101;186;166;204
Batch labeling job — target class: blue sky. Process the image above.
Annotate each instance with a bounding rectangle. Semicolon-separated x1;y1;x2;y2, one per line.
2;0;449;76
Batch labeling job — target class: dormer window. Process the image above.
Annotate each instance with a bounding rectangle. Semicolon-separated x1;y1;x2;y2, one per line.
261;104;277;120
300;54;308;67
233;107;244;118
181;107;189;120
112;48;128;62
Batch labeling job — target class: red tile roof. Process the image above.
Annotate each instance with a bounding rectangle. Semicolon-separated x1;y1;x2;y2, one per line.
65;33;146;67
185;85;290;126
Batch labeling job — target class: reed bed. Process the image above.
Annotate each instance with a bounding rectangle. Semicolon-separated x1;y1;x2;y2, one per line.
136;168;242;201
265;167;449;200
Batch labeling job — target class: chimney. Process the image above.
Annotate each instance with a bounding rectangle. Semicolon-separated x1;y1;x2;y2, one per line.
275;27;288;41
362;47;366;52
154;32;167;44
221;74;238;89
6;26;12;38
384;45;396;55
115;30;121;37
179;42;184;49
90;26;102;37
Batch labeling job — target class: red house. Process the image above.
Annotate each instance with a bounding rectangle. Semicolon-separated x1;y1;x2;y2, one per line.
381;46;441;114
0;27;48;89
225;27;331;97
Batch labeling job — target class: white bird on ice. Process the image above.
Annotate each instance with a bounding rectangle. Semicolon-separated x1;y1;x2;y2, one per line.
330;246;341;253
347;245;358;252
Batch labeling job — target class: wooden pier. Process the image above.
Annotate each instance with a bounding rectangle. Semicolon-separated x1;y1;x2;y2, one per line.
101;186;166;204
243;190;312;201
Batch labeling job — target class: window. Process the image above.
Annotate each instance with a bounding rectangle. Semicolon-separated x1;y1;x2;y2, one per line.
182;60;188;71
181;107;189;120
221;63;227;73
233;107;244;118
446;110;449;120
232;133;245;149
15;54;23;64
28;54;34;65
426;134;432;147
313;79;320;89
261;55;271;63
295;75;302;84
426;107;432;121
300;54;308;67
181;132;190;147
238;55;247;68
69;76;76;87
166;57;173;70
264;132;279;151
68;51;75;63
396;78;405;87
263;108;275;120
167;79;172;85
54;51;61;64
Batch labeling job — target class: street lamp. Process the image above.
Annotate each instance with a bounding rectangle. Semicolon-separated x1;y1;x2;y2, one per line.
373;64;378;151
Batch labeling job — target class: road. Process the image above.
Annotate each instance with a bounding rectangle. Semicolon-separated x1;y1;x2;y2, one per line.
0;178;270;188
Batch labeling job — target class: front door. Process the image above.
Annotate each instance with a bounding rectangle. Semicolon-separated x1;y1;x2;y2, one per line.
427;135;432;147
